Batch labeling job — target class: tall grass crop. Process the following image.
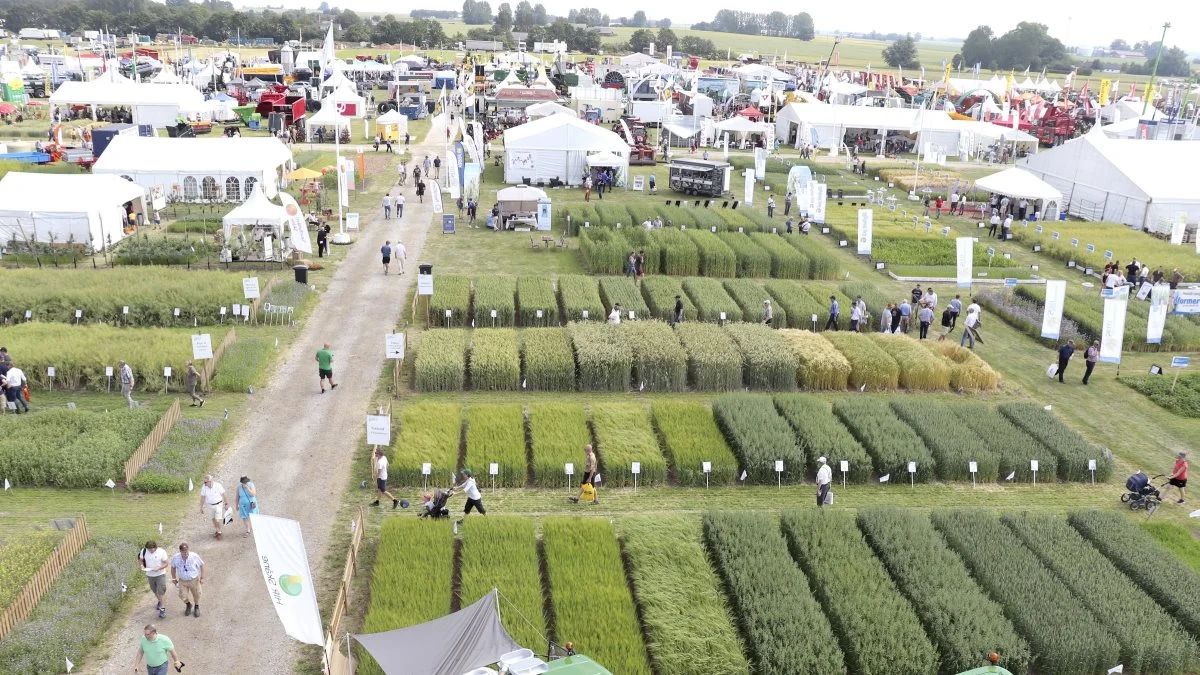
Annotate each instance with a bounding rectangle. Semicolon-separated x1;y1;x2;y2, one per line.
823;332;900;390
773;395;871;481
723;279;786;325
763;280;827;329
0;409;159;487
682;277;743;322
391;402;462;487
724;323;798;390
653;228;701;276
468;329;520;390
472;276;516;327
676;322;743;390
590;402;667;487
414;329;468;391
568;322;632;391
868;333;952;391
651;402;739;486
685;229;738;278
542;518;652;674
621;516;751;675
778;330;851;389
998;403;1113;482
713;394;804;483
703;512;847;674
579;228;630;274
516;276;560;326
429;275;471;328
464;405;527;487
787;235;840;279
623;321;687;392
750;232;809;278
638;275;698;322
558;275;605;322
832;399;935;481
597;276;650;318
952;404;1055;482
891;400;998;481
923;341;1001;390
520;328;576;391
839;281;892;319
0;531;62;611
716;232;771;277
529;404;590;487
622;228;663;275
457;517;546;650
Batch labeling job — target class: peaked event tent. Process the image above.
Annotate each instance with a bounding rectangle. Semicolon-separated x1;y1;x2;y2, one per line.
93;136;292;202
49;80;205;127
0;172;145;249
503;114;628;186
526;101;578;119
737;105;764;120
352;590;520;675
376;109;409;138
1018;130;1200;232
305;103;353;141
774;103;962;154
222;183;288;238
973;167;1063;221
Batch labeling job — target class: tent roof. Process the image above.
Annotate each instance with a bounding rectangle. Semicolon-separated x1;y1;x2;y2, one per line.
323;67;354;90
586;150;623;166
620;53;659;67
308;103;353;127
50;80;205;107
953;120;1037;144
503;114;628;154
0;172;144;214
777;102;960;132
526;101;578;118
222;183;286;226
973;167;1063;202
716;116;767;133
94;136;292;174
352;590;520;675
737;105;764;118
1019;132;1200;203
497;184;548;201
376;109;408;124
150;68;182;84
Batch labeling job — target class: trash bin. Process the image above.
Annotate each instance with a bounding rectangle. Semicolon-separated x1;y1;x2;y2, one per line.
293;264;309;284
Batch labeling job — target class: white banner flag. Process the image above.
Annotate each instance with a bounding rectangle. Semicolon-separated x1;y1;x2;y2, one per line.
857;209;873;255
279;192;313;254
1170;213;1186;245
722;133;729;160
336;158;350;208
249;514;324;645
1041;279;1067;339
1099;292;1128;364
956;237;973;287
743;170;754;205
446;148;461;200
430;180;444;213
1147;283;1170;344
753;147;766;180
811;186;827;224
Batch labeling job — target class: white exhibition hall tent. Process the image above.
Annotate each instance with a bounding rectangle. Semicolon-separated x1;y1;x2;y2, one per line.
222;183;288;239
0;172;145;249
93;136;293;203
774;103;961;154
502;114;629;186
525;101;578;119
715;116;769;134
322;85;367;118
973;167;1063;221
49;80;205;127
1018;130;1200;232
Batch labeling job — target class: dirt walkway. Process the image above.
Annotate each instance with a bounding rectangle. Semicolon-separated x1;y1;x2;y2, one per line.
91;116;447;674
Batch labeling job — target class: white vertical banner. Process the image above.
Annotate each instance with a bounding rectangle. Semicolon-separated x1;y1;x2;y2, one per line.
1147;283;1170;344
722;133;729;160
856;209;873;255
278;192;312;253
1170;212;1186;245
812;185;827;224
955;237;974;287
1099;290;1128;364
248;514;324;645
804;180;818;217
1041;279;1067;339
430;180;444;213
753;147;766;180
445;148;460;200
336;157;350;207
743;170;754;205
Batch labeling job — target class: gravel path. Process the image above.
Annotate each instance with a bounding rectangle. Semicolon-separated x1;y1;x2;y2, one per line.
91;118;445;675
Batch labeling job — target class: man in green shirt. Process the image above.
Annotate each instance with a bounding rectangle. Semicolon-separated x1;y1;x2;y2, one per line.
133;624;182;675
315;342;337;393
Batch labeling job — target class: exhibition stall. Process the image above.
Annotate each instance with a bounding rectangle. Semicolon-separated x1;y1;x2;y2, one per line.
973;167;1064;221
774;103;962;156
502;114;629;186
49;80;205;128
0;172;145;249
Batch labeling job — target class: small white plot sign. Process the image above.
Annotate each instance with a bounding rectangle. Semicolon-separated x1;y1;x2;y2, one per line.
969;461;978;473
191;334;214;360
564;463;575;476
417;274;434;296
702;461;712;473
421;463;432;476
631;462;641;474
489;463;499;476
242;277;261;300
385;333;406;359
366;415;391;446
839;460;849;472
105;366;114;377
775;460;784;472
907;462;917;473
163;367;173;377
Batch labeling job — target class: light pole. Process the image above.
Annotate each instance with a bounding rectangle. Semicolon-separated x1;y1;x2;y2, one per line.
1143;22;1170;117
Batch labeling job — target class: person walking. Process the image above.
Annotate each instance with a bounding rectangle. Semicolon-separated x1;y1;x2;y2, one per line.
784;191;793;216
825;295;840;331
316;343;337;393
169;542;204;618
569;444;599;504
139;541;170;619
949;295;962;328
433;156;442;179
890;303;901;333
455;468;486;518
120;359;136;408
673;295;684;325
961;301;981;348
236;476;259;535
763;300;774;326
911;284;923;306
880;303;893;332
988;210;1000;237
934;195;943;218
1057;339;1076;383
607;303;622;325
317;224;329;258
185;361;204;407
395;193;405;220
381;240;393;275
815;456;832;508
371;447;399;509
918;303;934;339
898;299;912;333
393;240;407;275
199;475;226;539
133;624;183;675
1164;452;1188;504
1082;340;1100;384
382;193;392;220
849;295;863;332
767;196;776;218
3;361;28;413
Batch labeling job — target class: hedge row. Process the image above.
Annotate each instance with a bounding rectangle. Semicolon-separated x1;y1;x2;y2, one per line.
713;394;804;483
998;403;1113;482
773;395;872;482
833;399;936;482
591;402;667;487
651;402;740;486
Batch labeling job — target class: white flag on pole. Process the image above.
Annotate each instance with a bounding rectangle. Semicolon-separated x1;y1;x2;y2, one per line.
188;478;194;492
104;479;115;489
1100;292;1128;364
1006;471;1016;481
249;514;325;645
1041;279;1067;339
1108;665;1124;674
739;470;747;481
3;478;9;491
879;474;890;482
66;657;75;673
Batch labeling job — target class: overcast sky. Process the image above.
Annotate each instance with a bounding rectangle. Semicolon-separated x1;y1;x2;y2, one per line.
243;1;1197;51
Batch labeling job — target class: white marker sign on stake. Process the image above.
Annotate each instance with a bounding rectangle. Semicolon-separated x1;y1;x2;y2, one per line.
242;277;261;300
840;459;849;487
969;461;978;488
192;334;214;360
1041;279;1067;339
856;209;873;255
385;333;406;359
1088;459;1097;485
366;415;391;446
908;461;917;488
1031;459;1039;484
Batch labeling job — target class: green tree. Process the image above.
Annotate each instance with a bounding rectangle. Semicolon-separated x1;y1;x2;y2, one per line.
1109;38;1129;51
656;27;677;50
494;2;512;33
992;22;1064;70
1150;45;1192;77
680;35;715;59
514;1;533;29
630;10;647;28
627;28;654;54
462;0;493;25
791;12;814;40
531;4;546;25
960;25;994;70
882;34;920;69
656;18;671;29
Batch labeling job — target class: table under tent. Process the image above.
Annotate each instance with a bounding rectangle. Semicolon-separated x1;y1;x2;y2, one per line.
495;184;549;230
220;183;291;262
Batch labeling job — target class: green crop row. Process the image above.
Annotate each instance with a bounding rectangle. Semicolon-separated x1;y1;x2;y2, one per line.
520;327;576;391
131;417;225;493
543;518;652;674
703;512;847;673
823;332;901;390
931;510;1120;675
621;516;751;675
1121;373;1200;418
763;280;827;329
429;275;472;327
682;277;743;322
750;232;809;279
713;394;804;483
723;278;786;325
782;511;938;673
839;281;893;320
655;228;702;277
597;276;650;318
472;275;516;327
622;229;663;275
685;229;738;278
390;402;461;487
892;399;998;481
953;404;1054;482
787;234;841;280
773;395;872;482
469;329;520;390
1070;511;1200;639
717;232;772;277
676;323;743;391
998;403;1113;482
870;238;1020;267
568;322;632;392
639;276;697;322
558;275;606;322
457;517;546;651
579;227;629;275
414;329;469;391
591;402;667;487
1003;513;1198;673
0;409;160;488
833;399;936;482
651;402;740;486
857;508;1032;675
624;321;688;391
778;330;851;389
516;276;560;327
464;405;527;488
724;323;798;390
0;531;63;611
529;403;590;487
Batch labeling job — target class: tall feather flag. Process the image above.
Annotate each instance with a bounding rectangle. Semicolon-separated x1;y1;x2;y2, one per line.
320;22;335;78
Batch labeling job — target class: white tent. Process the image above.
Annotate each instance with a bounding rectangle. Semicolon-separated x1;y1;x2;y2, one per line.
526;101;578;119
150;68;182;84
376;109;409;137
716;116;769;134
306;103;353;141
93;136;292;203
0;172;145;249
322;85;367;118
620;53;659;68
222;183;287;239
322;66;355;92
974;167;1063;221
49;80;205;127
1018;131;1200;232
503;115;629;186
775;103;961;154
585;151;623;166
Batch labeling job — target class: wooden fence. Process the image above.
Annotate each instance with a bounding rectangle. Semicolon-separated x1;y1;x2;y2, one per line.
202;328;238;392
0;515;91;641
123;399;182;486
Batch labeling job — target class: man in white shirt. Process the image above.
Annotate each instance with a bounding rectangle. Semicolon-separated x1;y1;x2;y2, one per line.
140;540;170;618
961;301;982;349
921;288;938;310
371;447;399;509
815;456;832;508
169;542;205;618
949;191;959;214
393;241;407;275
1002;214;1013;239
456;468;486;518
3;363;28;413
988;210;1001;237
607;303;622;325
849;296;863;331
198;475;226;539
763;300;774;326
119;360;135;409
381;193;392;220
396;193;405;219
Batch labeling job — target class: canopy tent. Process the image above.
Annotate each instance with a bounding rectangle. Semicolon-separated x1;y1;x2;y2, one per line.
947;77;1007;97
93;136;292;203
497;184;548;222
737;105;764;120
352;590;520;675
620;53;659;68
375;109;409;139
1018;130;1200;232
221;183;288;239
526;101;578;119
0;172;145;250
503;114;629;186
150;68;182;84
49;80;205;127
585;150;623;166
321;66;355;91
732;63;794;83
973;167;1063;220
775;102;961;154
953;120;1039;153
716;116;768;134
306;103;353;141
322;85;366;118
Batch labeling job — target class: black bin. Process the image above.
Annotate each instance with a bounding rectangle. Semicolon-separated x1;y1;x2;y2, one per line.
293;265;309;284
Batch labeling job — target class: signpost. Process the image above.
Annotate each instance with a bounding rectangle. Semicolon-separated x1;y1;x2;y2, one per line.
242;277;260;300
1171;355;1190;392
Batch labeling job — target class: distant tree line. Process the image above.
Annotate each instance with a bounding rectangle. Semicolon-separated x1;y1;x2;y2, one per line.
410;9;458;20
691;10;815;41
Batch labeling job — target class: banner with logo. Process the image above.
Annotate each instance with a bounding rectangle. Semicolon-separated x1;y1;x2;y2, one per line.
1172;287;1200;315
743;170;754;205
856;209;873;255
753;147;766;180
430;180;443;213
278;192;312;254
454;141;466;194
249;514;323;645
956;237;973;287
1099;290;1128;363
1099;79;1112;106
445;148;460;200
537;200;552;231
1040;279;1067;339
336;157;350;208
1147;283;1170;344
811;184;827;224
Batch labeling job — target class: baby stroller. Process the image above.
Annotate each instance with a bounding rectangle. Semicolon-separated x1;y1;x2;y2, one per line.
418;488;454;519
1122;471;1164;514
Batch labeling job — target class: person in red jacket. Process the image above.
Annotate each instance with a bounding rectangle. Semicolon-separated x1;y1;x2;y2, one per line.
1165;452;1188;504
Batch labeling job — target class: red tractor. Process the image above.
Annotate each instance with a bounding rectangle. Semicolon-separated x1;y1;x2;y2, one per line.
1031;107;1076;147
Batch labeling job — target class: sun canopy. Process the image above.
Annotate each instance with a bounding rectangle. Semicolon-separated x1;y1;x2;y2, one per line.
352;590;520;675
585;151;623;166
0;172;145;249
974;167;1063;218
222;183;287;237
497;184;548;202
376;109;408;125
716;116;767;134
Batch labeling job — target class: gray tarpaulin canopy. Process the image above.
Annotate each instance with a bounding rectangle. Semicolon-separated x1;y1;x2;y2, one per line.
352;590;520;675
